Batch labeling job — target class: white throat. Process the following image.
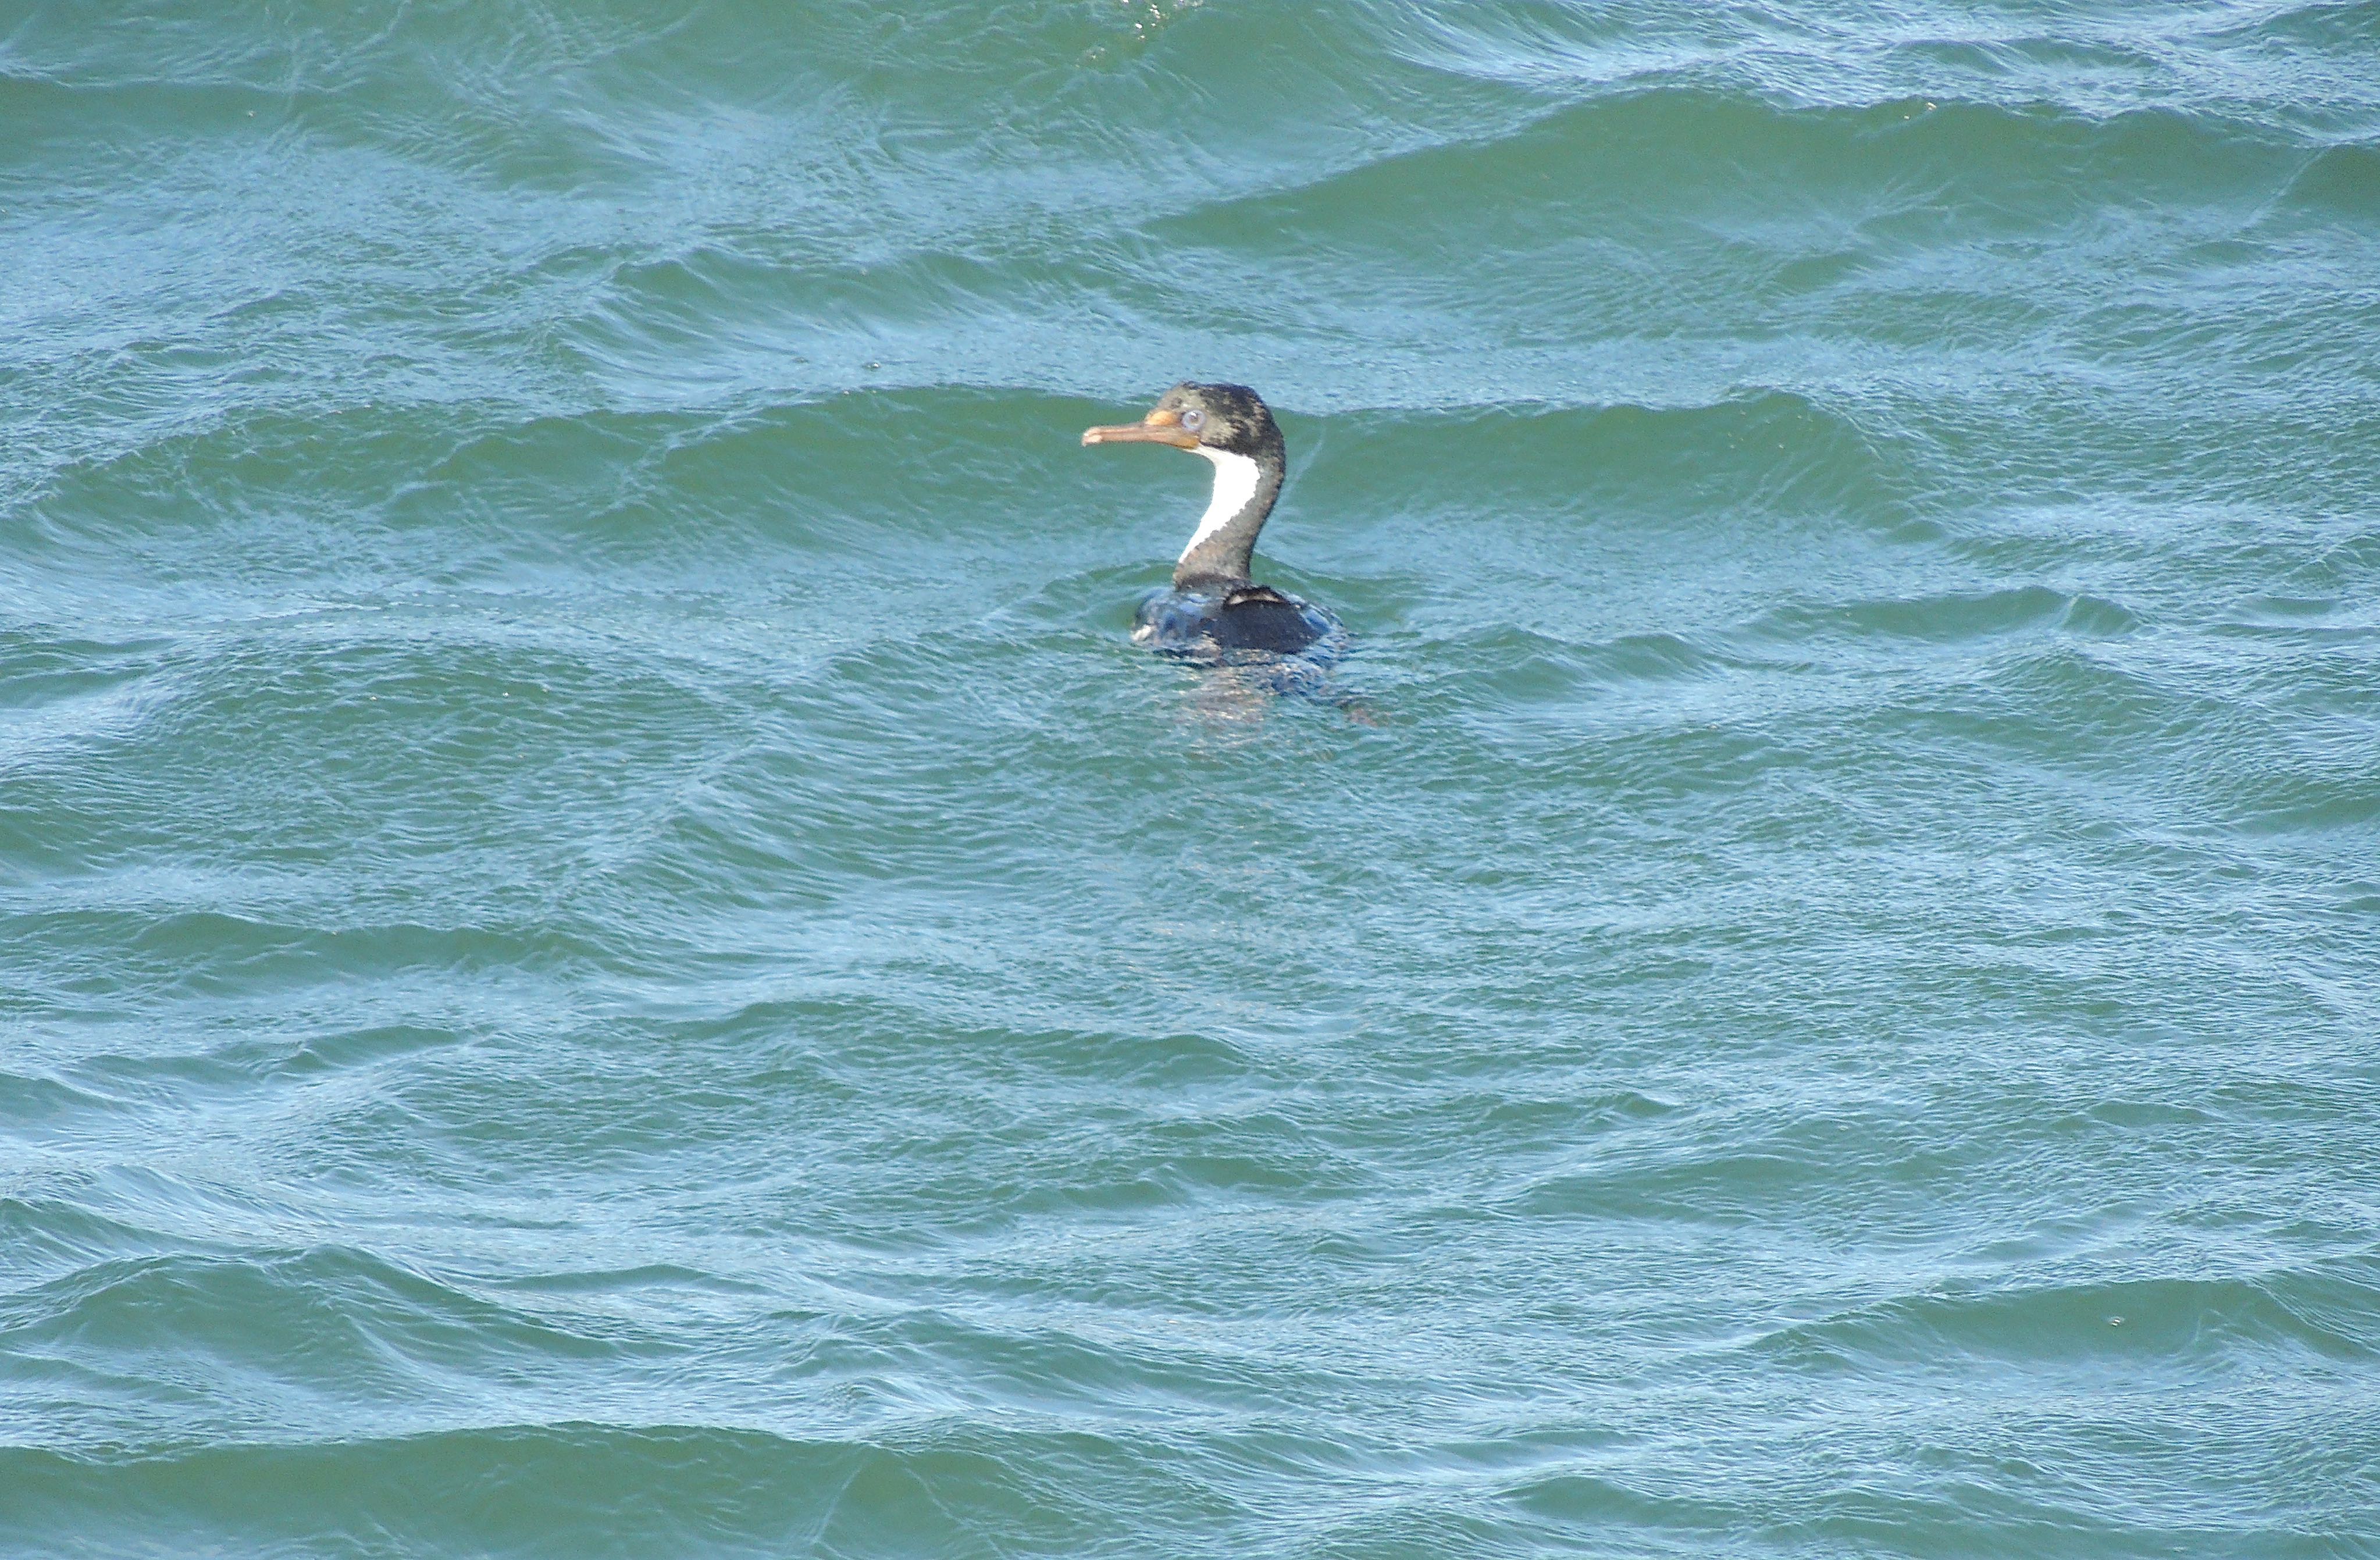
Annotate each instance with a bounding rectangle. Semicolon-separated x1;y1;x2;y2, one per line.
1181;447;1263;564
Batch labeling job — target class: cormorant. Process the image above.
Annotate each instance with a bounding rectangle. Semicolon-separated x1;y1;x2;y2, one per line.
1082;382;1341;663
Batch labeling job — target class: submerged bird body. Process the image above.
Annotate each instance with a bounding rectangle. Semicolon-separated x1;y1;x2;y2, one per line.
1083;382;1342;666
1133;582;1339;658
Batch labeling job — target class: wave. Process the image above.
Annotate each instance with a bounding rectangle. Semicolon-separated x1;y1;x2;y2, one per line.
0;1419;1207;1559
1752;1269;2380;1371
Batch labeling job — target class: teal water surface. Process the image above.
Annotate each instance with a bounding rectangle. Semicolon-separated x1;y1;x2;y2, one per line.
5;2;2379;1555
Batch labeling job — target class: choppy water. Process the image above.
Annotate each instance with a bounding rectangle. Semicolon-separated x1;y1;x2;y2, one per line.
6;2;2380;1555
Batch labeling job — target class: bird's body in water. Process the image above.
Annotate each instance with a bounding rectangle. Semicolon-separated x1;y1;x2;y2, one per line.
1082;383;1344;678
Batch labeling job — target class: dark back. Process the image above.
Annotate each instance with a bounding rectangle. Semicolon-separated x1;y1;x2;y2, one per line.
1210;586;1326;655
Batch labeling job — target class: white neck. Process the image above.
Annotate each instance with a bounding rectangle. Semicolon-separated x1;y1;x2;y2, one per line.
1181;447;1263;565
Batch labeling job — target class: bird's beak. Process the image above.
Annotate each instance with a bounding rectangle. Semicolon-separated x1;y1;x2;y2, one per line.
1082;407;1199;449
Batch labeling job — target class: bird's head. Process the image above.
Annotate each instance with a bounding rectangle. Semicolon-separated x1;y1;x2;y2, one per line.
1081;382;1283;465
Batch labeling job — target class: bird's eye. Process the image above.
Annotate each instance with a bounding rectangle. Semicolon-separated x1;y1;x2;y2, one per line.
1180;408;1206;432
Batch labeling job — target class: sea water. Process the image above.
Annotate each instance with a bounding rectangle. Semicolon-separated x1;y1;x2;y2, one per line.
3;3;2377;1555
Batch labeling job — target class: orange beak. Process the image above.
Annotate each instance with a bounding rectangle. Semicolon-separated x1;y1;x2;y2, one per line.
1082;406;1199;449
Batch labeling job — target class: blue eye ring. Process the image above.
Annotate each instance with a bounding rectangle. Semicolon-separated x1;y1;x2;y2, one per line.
1180;407;1205;432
